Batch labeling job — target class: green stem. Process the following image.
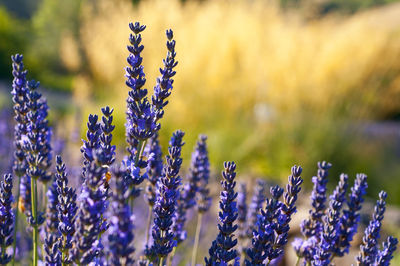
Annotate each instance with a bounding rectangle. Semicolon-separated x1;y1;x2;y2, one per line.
129;140;147;212
191;213;203;266
31;178;38;266
295;256;301;266
11;174;21;266
167;247;176;266
42;182;47;261
145;206;153;246
43;183;47;211
159;257;164;266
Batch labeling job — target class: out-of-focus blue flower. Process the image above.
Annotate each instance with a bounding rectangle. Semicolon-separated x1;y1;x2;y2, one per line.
108;163;136;265
206;161;238;265
196;136;211;214
301;161;331;239
148;130;184;262
145;133;163;207
55;155;77;265
247;179;266;239
0;174;14;264
44;179;61;265
237;182;248;243
172;134;210;244
182;134;209;210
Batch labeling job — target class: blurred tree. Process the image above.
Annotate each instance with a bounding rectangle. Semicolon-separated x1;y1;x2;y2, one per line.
0;7;28;80
1;0;40;19
25;0;82;91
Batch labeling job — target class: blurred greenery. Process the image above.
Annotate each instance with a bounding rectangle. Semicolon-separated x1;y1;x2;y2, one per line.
1;0;400;206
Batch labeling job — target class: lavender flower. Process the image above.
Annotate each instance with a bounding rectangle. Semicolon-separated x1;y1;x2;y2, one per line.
245;185;283;266
196;136;211;214
99;106;115;229
247;179;266;238
44;179;61;265
11;54;28;178
182;135;209;209
334;173;368;257
80;114;100;180
301;161;331;239
376;236;398;266
108;163;136;265
24;79;52;184
72;114;109;264
145;133;163;207
151;29;178;121
0;174;14;264
269;166;303;262
172;134;210;244
313;174;348;265
71;157;108;264
55;156;77;264
356;191;387;265
11;55;30;220
100;106;116;168
125;22;159;159
205;161;238;265
148;130;184;262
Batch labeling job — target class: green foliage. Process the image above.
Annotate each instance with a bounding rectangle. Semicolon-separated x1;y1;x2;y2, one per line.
0;7;28;80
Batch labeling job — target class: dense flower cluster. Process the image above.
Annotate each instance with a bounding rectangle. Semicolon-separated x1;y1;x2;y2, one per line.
2;22;398;266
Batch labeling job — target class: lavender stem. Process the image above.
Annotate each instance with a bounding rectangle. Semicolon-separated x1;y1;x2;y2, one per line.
31;177;38;266
11;175;21;266
145;206;153;246
191;213;203;266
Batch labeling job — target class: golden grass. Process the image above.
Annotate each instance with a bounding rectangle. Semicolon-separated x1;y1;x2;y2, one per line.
64;0;400;179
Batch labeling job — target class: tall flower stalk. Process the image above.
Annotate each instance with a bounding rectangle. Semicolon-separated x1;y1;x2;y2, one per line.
148;130;184;265
71;114;108;264
108;163;136;265
205;161;238;265
55;156;77;265
356;191;388;265
301;161;331;239
245;185;283;266
44;179;61;265
24;79;52;266
10;54;28;265
190;135;211;266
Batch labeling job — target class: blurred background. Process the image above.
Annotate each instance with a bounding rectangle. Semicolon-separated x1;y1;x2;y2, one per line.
1;0;400;205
